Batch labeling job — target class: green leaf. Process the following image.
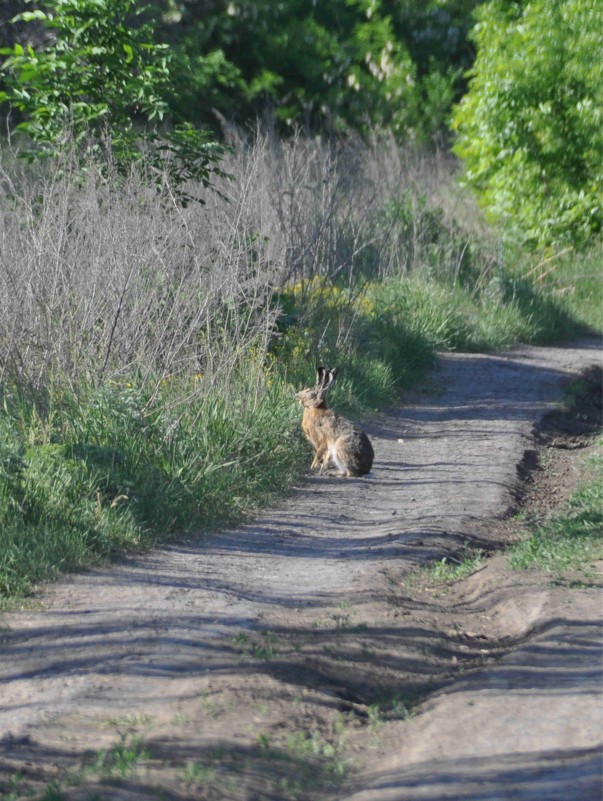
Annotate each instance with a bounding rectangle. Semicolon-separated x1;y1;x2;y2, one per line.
15;10;49;22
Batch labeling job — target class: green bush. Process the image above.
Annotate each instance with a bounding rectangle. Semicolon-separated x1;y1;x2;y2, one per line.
0;0;169;156
452;0;603;248
0;0;225;196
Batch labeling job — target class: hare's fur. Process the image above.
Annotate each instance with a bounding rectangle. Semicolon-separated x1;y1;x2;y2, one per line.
296;367;374;477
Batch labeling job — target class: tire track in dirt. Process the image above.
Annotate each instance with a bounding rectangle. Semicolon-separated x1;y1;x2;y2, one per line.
0;339;601;799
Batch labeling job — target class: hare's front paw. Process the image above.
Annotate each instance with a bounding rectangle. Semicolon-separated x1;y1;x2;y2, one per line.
318;454;333;474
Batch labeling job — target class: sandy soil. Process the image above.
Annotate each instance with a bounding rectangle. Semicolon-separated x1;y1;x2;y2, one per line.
0;339;601;801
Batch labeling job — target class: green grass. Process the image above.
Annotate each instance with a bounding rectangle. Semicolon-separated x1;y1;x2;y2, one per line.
509;440;603;576
95;733;151;779
0;370;307;606
181;759;217;786
421;551;485;584
277;251;592;420
366;268;586;356
5;732;152;800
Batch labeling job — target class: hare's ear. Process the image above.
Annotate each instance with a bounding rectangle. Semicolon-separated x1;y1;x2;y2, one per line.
316;365;326;387
323;367;337;392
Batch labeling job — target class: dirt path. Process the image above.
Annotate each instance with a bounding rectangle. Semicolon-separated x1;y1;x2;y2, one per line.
1;339;601;800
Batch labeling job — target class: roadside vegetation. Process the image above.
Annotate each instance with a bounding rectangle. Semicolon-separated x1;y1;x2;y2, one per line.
510;439;603;578
0;0;601;607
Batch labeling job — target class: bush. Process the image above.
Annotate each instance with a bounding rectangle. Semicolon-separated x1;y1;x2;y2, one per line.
0;0;225;196
0;0;169;156
452;0;603;248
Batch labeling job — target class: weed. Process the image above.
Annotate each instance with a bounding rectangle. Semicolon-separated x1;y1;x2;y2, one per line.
102;712;155;731
199;694;221;719
251;721;351;796
94;732;150;778
367;704;386;730
332;612;352;629
40;785;65;801
181;760;216;785
257;732;272;750
390;692;415;720
423;551;485;584
285;727;347;779
234;630;280;661
3;771;25;801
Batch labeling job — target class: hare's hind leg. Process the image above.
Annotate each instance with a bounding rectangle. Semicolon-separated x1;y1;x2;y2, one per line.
328;441;349;476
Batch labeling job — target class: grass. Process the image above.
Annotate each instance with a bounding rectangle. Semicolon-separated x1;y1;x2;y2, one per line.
509;440;603;577
7;722;349;800
0;371;307;606
533;246;603;333
272;721;349;795
88;732;151;779
4;732;152;801
422;551;486;584
181;759;216;786
276;247;589;416
401;542;486;591
232;629;281;660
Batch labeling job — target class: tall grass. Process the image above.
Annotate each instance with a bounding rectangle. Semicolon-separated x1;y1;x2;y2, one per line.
525;247;603;333
0;131;598;604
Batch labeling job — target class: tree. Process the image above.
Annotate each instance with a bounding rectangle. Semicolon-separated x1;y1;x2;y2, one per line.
452;0;603;248
384;0;482;141
0;0;226;198
0;0;170;159
157;0;421;137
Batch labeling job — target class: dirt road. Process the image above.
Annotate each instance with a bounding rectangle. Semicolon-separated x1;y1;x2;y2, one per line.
1;339;601;800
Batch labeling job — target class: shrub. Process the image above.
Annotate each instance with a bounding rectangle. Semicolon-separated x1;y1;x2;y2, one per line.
452;0;603;248
0;0;224;195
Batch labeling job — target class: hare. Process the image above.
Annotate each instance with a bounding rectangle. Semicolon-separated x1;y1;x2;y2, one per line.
296;366;374;477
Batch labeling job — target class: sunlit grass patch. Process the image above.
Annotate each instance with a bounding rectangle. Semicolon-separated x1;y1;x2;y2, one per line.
421;551;485;584
527;246;603;334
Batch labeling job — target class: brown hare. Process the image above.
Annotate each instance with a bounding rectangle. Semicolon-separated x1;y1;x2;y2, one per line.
296;366;374;477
